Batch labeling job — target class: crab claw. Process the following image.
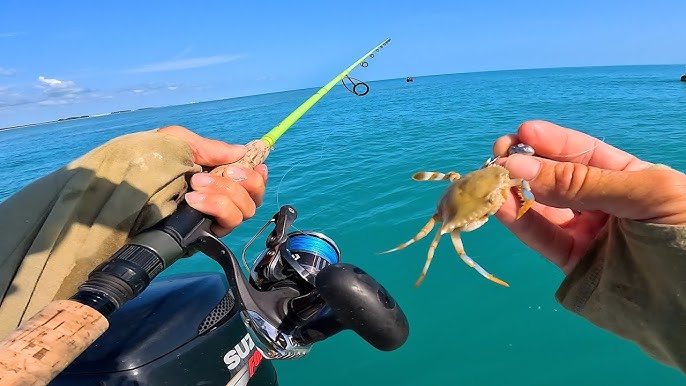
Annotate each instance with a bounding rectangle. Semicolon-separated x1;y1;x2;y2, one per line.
511;179;534;220
481;156;499;169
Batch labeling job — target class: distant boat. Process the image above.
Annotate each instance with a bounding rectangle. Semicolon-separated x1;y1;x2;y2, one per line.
406;76;414;83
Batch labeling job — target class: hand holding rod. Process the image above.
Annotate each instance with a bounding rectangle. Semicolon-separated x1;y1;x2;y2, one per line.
0;37;392;386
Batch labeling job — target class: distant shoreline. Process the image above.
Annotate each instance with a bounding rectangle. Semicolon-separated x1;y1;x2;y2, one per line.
0;108;153;131
2;63;682;131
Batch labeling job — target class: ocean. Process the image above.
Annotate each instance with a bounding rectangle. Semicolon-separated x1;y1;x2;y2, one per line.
1;65;685;385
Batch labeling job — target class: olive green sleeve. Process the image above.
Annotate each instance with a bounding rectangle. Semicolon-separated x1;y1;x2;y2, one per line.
556;216;686;371
0;130;201;339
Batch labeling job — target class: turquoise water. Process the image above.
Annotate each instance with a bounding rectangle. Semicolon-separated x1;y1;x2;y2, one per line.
1;65;685;385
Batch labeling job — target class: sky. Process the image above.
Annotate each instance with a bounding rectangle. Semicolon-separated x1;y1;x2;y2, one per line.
1;0;685;128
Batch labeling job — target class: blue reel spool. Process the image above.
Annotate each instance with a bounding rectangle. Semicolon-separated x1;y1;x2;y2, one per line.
284;231;341;284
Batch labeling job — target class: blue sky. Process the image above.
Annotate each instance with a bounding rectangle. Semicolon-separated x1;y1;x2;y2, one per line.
1;0;684;127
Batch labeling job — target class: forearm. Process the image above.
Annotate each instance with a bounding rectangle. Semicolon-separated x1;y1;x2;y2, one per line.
557;216;686;371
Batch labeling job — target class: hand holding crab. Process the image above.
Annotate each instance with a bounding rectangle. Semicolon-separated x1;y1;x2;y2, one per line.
379;146;535;288
493;120;686;274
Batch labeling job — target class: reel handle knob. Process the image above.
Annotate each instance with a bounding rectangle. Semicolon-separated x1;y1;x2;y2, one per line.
313;263;409;351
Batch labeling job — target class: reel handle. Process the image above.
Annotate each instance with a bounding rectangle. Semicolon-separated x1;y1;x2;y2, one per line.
293;263;409;351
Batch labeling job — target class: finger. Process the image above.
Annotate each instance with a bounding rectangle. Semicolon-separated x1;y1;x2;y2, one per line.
236;165;267;207
185;188;256;235
496;193;611;272
493;134;520;157
494;196;574;270
516;121;651;171
157;125;247;166
187;172;260;234
498;196;575;227
502;154;686;224
254;164;269;185
205;165;267;207
185;191;243;237
189;172;258;217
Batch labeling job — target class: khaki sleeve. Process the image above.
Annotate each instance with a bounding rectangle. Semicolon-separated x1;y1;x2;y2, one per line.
556;216;686;371
0;130;201;339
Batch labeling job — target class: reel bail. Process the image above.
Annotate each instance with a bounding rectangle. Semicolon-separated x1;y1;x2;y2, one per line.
247;207;340;290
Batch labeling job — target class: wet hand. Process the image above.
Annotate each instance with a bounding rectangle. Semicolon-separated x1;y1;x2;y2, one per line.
492;120;686;273
158;125;268;236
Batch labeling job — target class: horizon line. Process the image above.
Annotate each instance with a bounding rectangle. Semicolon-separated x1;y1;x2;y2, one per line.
2;63;684;130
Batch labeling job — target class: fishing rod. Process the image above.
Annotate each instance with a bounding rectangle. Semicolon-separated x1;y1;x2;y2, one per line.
211;37;390;175
0;38;395;386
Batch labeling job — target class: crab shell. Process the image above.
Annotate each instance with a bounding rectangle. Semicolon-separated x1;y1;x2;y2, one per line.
435;164;511;233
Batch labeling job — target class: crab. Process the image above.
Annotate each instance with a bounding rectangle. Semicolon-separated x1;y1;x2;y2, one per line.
380;158;535;287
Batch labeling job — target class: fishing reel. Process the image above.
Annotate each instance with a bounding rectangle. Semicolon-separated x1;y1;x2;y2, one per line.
58;203;407;386
202;205;409;360
74;200;408;363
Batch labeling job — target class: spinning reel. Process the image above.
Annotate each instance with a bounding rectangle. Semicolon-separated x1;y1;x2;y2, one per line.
201;205;408;359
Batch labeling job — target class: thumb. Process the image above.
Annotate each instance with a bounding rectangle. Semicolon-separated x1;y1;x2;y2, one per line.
158;125;247;166
502;154;686;224
188;137;247;167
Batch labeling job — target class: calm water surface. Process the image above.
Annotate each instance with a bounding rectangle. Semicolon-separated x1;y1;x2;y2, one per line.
1;65;685;385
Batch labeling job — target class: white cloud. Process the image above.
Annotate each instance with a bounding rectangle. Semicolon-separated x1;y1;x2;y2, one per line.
0;67;16;76
125;55;243;74
38;76;73;88
1;75;108;111
36;75;90;105
120;82;181;96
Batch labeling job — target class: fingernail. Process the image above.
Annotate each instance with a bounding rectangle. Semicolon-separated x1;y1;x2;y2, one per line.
192;173;213;187
506;154;542;180
224;165;247;181
185;191;205;205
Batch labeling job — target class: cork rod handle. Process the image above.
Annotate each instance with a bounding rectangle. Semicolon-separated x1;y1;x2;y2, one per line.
210;139;271;176
0;300;109;386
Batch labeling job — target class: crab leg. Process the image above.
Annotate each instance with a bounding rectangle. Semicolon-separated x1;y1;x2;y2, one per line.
412;171;461;182
379;217;437;254
510;178;534;220
414;228;444;287
450;231;510;287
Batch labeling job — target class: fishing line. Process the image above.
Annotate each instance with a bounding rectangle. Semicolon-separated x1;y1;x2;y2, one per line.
288;234;340;264
273;112;345;232
274;42;386;210
508;137;607;160
554;137;606;159
258;38;390;250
